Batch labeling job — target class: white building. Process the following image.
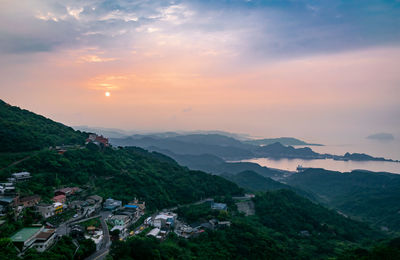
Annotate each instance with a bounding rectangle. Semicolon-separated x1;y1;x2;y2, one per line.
147;228;160;237
11;172;31;182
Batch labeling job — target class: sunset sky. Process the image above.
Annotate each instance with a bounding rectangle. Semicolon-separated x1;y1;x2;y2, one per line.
1;0;400;143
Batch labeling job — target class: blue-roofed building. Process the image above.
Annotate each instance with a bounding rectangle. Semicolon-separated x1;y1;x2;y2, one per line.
124;204;138;209
211;202;227;211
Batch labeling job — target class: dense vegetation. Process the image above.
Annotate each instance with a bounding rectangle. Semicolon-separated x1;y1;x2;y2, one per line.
339;237;400;259
287;168;400;232
1;146;243;210
0;99;87;152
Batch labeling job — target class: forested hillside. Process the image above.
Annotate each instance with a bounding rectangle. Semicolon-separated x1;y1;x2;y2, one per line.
287;168;400;232
2;146;243;210
0;99;87;152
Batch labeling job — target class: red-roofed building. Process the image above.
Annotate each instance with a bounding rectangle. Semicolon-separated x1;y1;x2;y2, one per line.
85;134;109;147
52;195;66;204
55;187;80;197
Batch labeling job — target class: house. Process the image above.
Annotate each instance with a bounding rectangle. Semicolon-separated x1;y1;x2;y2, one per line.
10;226;42;252
33;229;56;252
36;204;54;218
11;172;31;182
18;195;41;207
153;212;177;229
54;202;63;214
0;197;16;207
86;134;109;147
0;183;16;195
52;195;66;204
147;228;160;237
127;198;146;211
211;202;227;211
86;195;103;205
110;214;130;227
36;203;63;218
104;198;122;210
55;187;80;197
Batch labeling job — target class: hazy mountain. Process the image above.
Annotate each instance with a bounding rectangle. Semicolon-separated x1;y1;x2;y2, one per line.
245;137;322;146
367;133;395;141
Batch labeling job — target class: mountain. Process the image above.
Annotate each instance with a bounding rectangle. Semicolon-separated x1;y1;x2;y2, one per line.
0;100;243;210
286;168;400;232
112;133;396;162
254;142;321;159
110;135;253;160
245;137;322;146
146;149;285;179
221;170;291;191
366;133;395;141
0;99;87;152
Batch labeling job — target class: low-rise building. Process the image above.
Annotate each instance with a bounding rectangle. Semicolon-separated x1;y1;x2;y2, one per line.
36;203;63;218
110;214;131;227
0;183;16;195
55;187;80;197
10;226;42;252
147;228;160;237
33;229;56;252
153;212;177;229
52;195;66;204
11;172;31;182
211;202;227;211
104;198;122;210
86;195;103;205
18;195;41;208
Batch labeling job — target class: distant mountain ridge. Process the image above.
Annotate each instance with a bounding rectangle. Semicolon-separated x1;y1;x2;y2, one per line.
245;137;323;146
111;134;397;162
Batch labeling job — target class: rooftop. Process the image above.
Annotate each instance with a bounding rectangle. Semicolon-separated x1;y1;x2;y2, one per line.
36;229;55;240
11;227;42;242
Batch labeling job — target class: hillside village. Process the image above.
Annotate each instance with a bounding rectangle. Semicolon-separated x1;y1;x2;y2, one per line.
0;136;238;258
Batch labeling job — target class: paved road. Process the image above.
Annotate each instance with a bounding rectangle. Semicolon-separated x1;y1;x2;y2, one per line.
85;211;111;260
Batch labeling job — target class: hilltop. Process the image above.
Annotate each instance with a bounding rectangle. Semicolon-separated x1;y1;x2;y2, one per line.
0;99;87;152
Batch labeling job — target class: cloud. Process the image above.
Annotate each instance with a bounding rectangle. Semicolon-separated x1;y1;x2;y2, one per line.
1;0;399;58
79;55;117;63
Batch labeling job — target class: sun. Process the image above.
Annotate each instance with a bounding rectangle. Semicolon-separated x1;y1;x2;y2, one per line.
105;91;111;97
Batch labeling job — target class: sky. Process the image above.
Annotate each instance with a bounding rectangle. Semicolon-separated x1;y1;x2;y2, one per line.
1;0;400;144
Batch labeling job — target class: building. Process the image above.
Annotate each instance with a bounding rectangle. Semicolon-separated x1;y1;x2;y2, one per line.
10;226;42;252
55;187;80;197
86;134;109;147
18;195;41;208
36;204;54;218
110;214;130;227
0;183;16;195
211;202;227;211
36;203;63;218
11;172;31;182
32;229;56;252
0;197;16;207
86;195;103;205
52;195;66;204
153;212;177;229
54;202;63;214
147;228;160;237
126;198;146;211
104;198;122;210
